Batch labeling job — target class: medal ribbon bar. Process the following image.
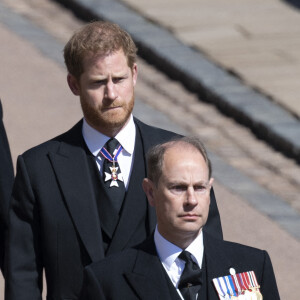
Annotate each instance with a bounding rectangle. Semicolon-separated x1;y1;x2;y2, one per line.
213;271;263;299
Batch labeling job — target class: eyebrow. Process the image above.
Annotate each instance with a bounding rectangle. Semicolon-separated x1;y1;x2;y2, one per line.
167;180;208;185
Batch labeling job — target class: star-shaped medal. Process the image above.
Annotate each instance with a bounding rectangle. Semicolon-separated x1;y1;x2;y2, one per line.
104;166;124;187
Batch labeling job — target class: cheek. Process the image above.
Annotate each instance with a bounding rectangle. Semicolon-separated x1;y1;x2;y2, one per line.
155;196;170;214
84;89;104;103
160;196;180;216
154;189;179;215
119;82;134;97
199;196;210;214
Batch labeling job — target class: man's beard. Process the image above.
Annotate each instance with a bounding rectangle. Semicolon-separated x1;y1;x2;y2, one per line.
80;96;134;135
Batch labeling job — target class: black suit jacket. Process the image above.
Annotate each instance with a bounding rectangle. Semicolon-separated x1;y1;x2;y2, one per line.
0;101;14;274
81;233;280;300
5;118;222;300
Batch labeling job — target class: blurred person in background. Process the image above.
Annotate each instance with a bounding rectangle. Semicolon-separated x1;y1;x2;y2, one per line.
0;100;14;275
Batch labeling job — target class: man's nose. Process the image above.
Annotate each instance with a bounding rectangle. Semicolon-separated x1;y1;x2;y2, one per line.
186;187;198;205
105;80;117;100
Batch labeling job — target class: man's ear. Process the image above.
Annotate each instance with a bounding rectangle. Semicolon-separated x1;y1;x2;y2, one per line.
142;178;155;207
208;177;214;205
132;63;138;87
67;74;80;96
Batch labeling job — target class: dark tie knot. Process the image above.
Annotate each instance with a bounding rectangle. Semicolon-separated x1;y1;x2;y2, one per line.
178;251;202;290
179;251;199;271
105;138;120;154
179;250;193;263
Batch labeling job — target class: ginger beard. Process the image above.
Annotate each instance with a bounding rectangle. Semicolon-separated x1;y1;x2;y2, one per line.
80;94;134;134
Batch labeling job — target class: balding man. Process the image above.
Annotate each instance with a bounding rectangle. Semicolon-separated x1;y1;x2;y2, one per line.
80;137;280;300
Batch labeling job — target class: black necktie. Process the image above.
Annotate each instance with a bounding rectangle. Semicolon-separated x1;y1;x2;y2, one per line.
99;138;126;237
178;251;203;300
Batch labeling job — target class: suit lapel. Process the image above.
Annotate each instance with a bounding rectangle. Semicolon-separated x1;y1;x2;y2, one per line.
135;120;158;231
204;233;232;300
49;125;104;263
125;238;177;300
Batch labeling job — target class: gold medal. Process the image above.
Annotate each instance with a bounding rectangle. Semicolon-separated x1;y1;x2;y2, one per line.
243;288;263;300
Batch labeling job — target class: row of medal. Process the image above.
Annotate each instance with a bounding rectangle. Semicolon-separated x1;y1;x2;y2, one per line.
213;271;263;299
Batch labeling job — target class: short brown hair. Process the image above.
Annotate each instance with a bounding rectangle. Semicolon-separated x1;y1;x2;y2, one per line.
146;137;212;186
64;21;138;79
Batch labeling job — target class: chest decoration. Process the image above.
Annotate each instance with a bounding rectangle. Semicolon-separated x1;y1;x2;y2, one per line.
213;270;262;299
100;145;124;188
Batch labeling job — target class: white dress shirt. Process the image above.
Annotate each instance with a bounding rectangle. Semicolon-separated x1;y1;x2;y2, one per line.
82;115;136;189
154;227;204;299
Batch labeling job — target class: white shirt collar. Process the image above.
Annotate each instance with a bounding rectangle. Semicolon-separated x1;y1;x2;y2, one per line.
154;227;204;271
185;232;204;268
82;115;136;156
154;227;182;272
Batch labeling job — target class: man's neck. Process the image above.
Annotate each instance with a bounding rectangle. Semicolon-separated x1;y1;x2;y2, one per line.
158;228;202;250
84;114;133;137
154;227;204;269
82;115;135;157
88;122;125;138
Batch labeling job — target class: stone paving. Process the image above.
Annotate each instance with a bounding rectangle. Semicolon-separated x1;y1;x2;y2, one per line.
0;0;300;299
123;0;300;118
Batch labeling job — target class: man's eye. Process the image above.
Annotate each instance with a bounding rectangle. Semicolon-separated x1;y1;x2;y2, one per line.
195;185;207;192
171;185;186;192
93;80;106;86
113;77;124;83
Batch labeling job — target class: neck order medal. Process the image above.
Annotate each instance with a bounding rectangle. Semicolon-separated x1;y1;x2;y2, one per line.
104;158;124;187
100;144;124;188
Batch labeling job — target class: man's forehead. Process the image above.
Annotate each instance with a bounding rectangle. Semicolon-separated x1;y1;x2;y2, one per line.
84;48;126;62
164;143;202;158
163;144;207;170
81;49;130;75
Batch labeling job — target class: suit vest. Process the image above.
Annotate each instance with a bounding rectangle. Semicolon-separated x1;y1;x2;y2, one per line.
84;126;148;254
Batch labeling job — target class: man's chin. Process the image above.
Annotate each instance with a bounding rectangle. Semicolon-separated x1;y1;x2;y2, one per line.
178;223;202;234
87;116;130;135
102;114;130;128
